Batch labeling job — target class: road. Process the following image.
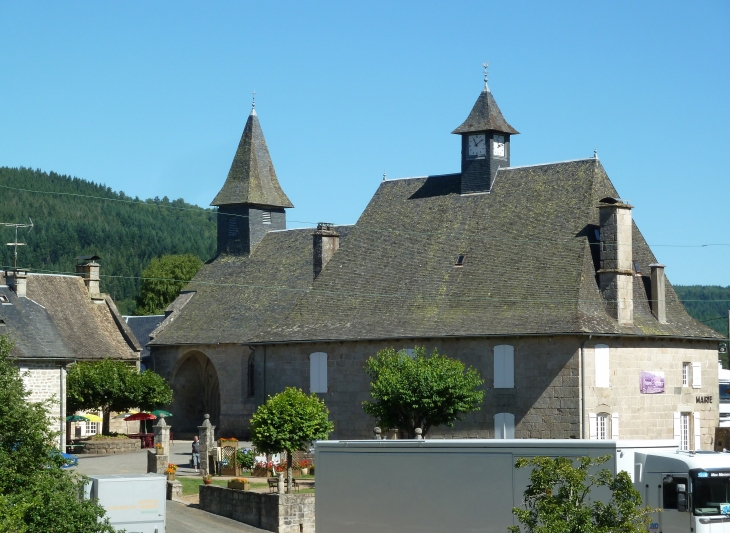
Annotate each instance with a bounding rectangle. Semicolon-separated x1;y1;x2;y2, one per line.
166;501;268;533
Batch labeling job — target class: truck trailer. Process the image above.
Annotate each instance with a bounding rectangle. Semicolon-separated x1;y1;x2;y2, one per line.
315;439;730;533
83;474;166;533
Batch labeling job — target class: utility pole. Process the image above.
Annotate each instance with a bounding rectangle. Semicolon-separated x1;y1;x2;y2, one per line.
1;219;33;269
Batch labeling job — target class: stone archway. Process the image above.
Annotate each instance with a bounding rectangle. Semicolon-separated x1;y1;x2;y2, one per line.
171;351;221;435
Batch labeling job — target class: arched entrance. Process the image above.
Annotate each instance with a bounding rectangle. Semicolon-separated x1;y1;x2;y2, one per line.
171;351;221;435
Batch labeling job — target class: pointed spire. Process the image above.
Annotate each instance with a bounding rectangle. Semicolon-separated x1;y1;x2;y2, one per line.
211;108;293;208
452;65;519;135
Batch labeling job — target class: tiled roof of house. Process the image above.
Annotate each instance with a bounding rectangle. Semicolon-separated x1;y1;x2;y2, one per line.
25;274;139;360
149;226;352;346
254;159;720;342
211;109;294;208
0;285;74;360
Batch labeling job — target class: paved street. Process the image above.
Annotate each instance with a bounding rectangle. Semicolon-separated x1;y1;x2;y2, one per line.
167;501;267;533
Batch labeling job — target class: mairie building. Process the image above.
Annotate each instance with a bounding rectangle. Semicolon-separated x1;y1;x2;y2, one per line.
149;77;722;449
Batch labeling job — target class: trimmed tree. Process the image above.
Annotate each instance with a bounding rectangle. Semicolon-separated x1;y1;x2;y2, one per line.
67;360;173;435
135;253;203;315
509;455;655;533
250;387;334;493
0;334;115;532
362;346;485;438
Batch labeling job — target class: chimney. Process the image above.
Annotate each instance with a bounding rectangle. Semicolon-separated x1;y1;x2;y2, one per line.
76;255;101;297
312;223;340;280
649;264;667;323
7;270;27;298
597;198;634;325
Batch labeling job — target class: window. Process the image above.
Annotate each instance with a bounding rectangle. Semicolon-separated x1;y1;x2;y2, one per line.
589;412;618;440
227;217;238;237
493;345;514;389
262;211;271;225
594;344;610;388
86;422;98;435
692;362;702;389
682;363;690;387
597;413;608;440
310;352;328;393
494;413;515;439
663;476;688;509
454;254;467;267
675;412;690;451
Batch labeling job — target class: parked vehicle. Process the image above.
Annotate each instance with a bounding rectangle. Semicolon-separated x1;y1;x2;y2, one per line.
316;439;730;533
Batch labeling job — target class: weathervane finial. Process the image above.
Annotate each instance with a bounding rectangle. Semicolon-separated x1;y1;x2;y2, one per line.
251;90;256;109
482;62;490;92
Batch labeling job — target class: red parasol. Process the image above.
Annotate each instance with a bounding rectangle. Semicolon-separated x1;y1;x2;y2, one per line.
124;412;157;421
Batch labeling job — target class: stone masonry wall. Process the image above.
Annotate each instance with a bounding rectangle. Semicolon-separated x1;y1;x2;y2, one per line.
199;485;314;533
17;362;66;446
583;338;718;449
264;336;582;440
78;438;141;454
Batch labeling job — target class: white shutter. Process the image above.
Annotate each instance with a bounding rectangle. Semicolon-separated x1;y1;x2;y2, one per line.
494;345;514;389
673;412;681;443
494;413;504;439
694;412;701;451
504;346;514;388
309;353;320;393
692;362;702;389
494;346;504;388
595;344;610;388
504;413;515;439
611;413;619;440
319;353;328;392
589;413;597;439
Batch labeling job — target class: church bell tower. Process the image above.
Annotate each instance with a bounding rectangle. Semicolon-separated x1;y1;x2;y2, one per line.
211;101;294;255
452;64;519;194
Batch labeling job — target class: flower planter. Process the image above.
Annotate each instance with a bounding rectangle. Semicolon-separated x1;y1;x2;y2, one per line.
203;477;213;485
166;473;175;481
252;466;269;477
227;480;250;491
301;467;309;476
155;447;164;455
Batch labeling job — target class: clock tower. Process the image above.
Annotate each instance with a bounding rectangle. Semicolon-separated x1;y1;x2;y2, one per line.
452;65;519;194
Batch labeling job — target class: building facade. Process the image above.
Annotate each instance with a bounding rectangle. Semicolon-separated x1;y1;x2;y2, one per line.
149;79;723;447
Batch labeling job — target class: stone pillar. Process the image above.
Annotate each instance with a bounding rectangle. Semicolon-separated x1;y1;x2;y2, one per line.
153;416;171;457
277;473;284;494
198;414;216;477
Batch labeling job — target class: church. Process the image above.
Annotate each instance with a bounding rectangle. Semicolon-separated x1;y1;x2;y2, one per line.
149;74;722;448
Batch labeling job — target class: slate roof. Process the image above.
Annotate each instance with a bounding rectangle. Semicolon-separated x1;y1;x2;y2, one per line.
149;226;351;346
252;159;720;343
23;274;140;360
452;88;519;135
211;109;294;208
124;315;164;357
0;284;74;361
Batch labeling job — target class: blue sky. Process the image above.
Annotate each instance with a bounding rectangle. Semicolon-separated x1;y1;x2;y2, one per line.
0;1;728;285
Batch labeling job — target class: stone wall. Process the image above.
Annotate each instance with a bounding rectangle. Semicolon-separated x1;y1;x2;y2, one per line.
17;362;66;446
199;485;314;533
78;438;140;454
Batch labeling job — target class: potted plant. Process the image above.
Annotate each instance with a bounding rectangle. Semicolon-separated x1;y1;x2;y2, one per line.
155;443;163;455
299;459;310;476
203;474;213;485
227;477;250;491
165;463;177;481
252;460;269;477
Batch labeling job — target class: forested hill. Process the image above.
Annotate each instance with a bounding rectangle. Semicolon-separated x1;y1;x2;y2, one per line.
0;167;216;314
674;285;730;337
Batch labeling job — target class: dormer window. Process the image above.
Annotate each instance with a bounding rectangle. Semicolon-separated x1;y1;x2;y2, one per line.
454;254;467;267
0;295;9;303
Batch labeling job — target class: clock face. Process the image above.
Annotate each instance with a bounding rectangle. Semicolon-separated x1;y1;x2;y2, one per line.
468;134;486;157
493;135;505;157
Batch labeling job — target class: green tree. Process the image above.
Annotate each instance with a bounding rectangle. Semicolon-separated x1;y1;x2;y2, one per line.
509;455;654;533
0;335;115;532
135;254;203;315
250;387;333;493
67;359;173;434
362;346;485;438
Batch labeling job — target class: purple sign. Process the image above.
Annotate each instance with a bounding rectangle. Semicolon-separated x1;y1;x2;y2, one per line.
640;371;665;394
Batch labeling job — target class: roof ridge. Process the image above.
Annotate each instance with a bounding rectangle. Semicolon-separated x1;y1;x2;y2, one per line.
503;158;596;170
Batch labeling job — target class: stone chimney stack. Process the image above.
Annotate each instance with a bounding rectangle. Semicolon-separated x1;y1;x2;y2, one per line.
312;223;340;280
597;198;634;325
649;264;667;323
7;270;27;298
76;255;101;297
